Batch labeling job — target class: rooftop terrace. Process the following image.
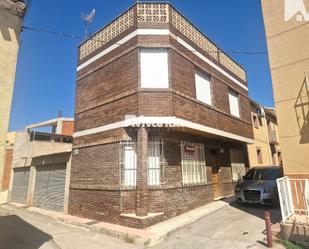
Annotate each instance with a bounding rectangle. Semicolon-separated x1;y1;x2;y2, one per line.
78;2;247;82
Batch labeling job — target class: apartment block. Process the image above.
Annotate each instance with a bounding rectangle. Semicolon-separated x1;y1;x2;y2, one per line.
247;100;282;167
70;3;254;228
261;0;309;178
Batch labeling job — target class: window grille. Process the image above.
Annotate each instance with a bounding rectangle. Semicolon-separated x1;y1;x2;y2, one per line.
230;149;246;181
120;140;137;186
181;142;207;185
148;137;163;186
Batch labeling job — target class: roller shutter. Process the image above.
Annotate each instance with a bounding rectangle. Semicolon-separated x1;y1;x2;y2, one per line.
33;164;66;212
11;167;30;203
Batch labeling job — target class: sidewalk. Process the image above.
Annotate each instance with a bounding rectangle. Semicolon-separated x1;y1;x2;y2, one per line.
7;199;231;247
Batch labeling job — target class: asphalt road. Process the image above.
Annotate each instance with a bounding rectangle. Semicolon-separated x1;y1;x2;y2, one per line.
0;205;138;249
0;202;283;249
153;201;283;249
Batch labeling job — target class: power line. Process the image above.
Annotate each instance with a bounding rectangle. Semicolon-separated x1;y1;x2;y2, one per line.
21;25;268;56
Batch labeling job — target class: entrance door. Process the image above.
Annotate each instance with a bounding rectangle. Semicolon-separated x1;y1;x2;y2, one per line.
209;149;222;200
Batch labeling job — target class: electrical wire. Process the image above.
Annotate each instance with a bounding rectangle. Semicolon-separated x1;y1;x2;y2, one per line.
22;25;268;56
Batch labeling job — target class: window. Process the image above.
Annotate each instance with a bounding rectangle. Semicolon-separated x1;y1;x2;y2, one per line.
256;147;263;164
140;49;169;88
195;71;212;105
243;168;283;180
228;89;240;117
121;141;137;186
181;142;207;185
252;114;259;129
148;137;163;186
230;149;246;182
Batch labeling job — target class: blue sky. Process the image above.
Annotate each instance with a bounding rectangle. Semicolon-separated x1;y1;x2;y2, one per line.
9;0;273;131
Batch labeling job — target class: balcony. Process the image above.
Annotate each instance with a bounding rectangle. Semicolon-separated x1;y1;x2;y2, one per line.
268;129;279;144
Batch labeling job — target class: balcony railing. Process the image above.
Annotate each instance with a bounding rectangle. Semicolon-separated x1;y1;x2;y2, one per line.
78;3;247;82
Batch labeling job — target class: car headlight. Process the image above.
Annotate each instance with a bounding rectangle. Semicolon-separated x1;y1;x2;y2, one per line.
263;188;275;193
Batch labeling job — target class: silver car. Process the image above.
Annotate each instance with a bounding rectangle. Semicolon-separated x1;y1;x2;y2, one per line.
234;166;284;205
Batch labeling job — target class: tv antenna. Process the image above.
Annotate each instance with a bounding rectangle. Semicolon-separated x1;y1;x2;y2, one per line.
81;9;96;38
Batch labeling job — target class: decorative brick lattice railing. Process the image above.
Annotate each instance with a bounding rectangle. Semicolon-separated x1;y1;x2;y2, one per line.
79;3;246;82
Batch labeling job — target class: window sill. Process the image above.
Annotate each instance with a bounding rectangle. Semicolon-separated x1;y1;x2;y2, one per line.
182;182;210;187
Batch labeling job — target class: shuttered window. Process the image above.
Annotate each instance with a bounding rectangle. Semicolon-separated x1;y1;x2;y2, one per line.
148;137;163;186
140;49;169;88
195;71;212;105
121;141;137;186
230;149;246;182
228;89;240;117
181;142;207;185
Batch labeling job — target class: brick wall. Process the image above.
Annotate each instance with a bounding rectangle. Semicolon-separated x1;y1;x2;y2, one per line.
69;128;245;228
70;142;120;187
61;121;74;136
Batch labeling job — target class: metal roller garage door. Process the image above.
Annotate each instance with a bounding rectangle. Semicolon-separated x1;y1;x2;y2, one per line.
33;164;66;212
11;167;30;203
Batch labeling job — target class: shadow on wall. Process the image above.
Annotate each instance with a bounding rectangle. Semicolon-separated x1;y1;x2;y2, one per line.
0;8;23;42
0;214;53;249
294;75;309;144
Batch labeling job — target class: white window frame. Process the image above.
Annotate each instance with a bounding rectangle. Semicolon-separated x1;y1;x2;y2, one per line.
230;149;246;182
121;141;137;186
148;137;163;186
195;71;212;105
228;89;240;118
181;141;207;185
140;48;169;88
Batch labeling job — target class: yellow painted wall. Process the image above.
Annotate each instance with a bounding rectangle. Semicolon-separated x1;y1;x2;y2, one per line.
0;6;23;189
261;0;309;174
248;113;274;166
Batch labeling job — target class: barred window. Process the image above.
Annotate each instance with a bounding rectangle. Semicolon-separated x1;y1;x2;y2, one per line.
148;137;163;186
230;149;246;182
121;141;137;186
181;142;207;185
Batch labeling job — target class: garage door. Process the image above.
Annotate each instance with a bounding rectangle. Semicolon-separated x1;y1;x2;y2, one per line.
11;167;30;204
33;164;66;212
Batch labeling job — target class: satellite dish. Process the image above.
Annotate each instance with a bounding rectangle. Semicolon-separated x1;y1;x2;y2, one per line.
81;9;96;23
81;9;96;38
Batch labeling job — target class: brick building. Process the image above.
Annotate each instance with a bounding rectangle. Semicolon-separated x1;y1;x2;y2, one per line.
70;3;254;228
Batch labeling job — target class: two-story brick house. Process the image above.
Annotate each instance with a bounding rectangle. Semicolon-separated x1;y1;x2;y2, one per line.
69;3;254;228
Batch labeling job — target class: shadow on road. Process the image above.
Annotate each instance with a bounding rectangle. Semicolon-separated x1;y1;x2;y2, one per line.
222;196;282;224
0;214;52;249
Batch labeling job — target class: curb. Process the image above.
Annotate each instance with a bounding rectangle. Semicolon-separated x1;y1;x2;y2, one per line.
4;198;232;247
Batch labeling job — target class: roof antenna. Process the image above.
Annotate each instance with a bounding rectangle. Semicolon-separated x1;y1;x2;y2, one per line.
81;9;96;39
58;109;63;118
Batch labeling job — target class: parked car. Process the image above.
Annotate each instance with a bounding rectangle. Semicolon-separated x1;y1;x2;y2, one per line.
234;166;284;205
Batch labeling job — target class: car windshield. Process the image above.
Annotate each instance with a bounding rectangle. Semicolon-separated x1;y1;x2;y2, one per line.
243;168;283;180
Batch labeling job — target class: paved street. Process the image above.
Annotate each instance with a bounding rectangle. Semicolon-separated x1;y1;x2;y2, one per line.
0;205;138;249
0;202;282;249
152;201;282;249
